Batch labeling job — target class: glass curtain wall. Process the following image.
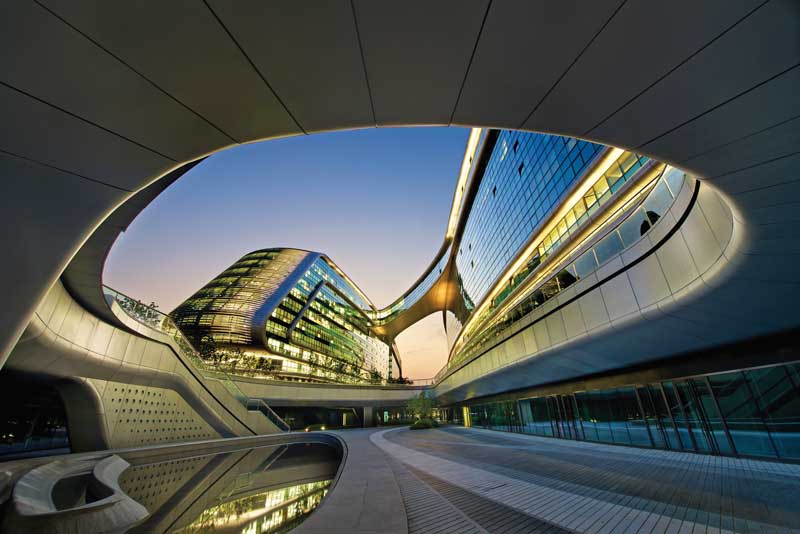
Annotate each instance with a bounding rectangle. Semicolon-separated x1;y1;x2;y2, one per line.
446;132;605;347
462;362;800;461
171;249;392;385
264;257;391;384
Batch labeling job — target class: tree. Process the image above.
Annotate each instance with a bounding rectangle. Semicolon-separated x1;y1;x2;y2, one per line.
406;391;434;420
368;368;383;384
388;376;413;385
226;346;245;371
197;334;219;363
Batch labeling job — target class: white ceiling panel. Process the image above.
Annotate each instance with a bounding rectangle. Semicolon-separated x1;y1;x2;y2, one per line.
684;117;800;180
589;1;800;151
0;0;232;161
354;0;489;125
40;0;301;142
0;84;173;191
642;66;800;168
524;0;762;139
453;0;623;128
209;0;374;133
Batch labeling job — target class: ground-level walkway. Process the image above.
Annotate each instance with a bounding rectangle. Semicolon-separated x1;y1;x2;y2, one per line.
297;426;800;534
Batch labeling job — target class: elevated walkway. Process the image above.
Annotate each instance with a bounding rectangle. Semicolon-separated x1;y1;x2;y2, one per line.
231;375;428;408
6;281;287;451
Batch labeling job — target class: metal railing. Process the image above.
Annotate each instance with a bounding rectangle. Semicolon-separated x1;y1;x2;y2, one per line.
403;377;435;386
103;285;290;432
247;399;291;432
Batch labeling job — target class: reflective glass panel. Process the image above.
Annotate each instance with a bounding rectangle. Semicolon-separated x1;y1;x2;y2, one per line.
745;367;800;459
574;251;598;279
689;378;733;455
593;231;624;265
617;207;652;246
708;372;777;458
643;180;673;226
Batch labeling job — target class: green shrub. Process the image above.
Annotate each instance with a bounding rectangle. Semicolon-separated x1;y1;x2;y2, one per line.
409;418;439;430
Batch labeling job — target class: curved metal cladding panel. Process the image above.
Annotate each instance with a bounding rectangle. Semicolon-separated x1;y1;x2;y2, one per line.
170;248;311;347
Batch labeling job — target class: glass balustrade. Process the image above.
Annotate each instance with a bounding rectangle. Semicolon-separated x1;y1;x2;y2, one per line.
103;285;290;431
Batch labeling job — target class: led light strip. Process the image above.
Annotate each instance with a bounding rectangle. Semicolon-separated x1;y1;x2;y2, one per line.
446;128;483;239
449;147;625;352
458;162;667;358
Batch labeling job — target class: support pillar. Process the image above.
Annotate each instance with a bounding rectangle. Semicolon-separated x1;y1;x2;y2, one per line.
362;406;374;427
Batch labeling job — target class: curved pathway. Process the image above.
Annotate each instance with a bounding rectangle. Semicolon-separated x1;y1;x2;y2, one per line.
372;427;800;534
295;427;800;533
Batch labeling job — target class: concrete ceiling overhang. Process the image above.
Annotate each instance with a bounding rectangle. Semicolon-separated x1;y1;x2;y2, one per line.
2;0;799;370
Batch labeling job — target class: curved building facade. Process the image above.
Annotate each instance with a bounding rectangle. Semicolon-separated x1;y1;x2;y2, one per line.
171;248;397;385
371;128;662;370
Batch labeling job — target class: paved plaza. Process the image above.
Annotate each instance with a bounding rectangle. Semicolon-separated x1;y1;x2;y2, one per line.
299;427;800;534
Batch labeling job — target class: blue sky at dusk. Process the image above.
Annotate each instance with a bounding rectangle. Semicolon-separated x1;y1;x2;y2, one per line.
105;126;471;378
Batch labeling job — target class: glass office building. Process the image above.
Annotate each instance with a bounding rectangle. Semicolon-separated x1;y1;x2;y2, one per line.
429;131;800;461
455;131;605;309
450;163;681;369
171;248;396;384
463;361;800;462
442;129;656;365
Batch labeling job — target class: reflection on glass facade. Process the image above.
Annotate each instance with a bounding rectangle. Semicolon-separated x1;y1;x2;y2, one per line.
176;479;331;534
450;166;683;368
489;151;650;310
454;131;604;317
120;442;341;533
463;362;800;461
172;248;394;384
443;131;659;360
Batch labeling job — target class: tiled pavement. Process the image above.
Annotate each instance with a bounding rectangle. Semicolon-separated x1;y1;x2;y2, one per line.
387;457;487;534
372;426;800;534
295;427;800;533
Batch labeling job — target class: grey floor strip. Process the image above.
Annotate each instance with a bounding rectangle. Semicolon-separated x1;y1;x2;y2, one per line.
372;427;800;534
387;456;487;534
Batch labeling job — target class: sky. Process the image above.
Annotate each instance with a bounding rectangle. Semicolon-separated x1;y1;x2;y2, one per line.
105;126;471;379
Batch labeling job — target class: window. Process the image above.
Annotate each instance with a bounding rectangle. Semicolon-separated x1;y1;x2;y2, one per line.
593;231;624;265
643;180;673;225
708;372;776;457
617;207;652;246
665;168;684;197
745;366;800;459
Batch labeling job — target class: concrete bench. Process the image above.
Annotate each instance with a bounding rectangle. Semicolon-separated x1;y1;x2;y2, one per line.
3;454;147;533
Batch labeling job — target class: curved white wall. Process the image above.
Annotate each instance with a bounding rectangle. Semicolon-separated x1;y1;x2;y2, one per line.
7;281;281;450
434;178;750;404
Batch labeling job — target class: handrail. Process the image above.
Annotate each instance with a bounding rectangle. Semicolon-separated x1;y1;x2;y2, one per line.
102;285;291;432
247;399;291;432
404;377;435;386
